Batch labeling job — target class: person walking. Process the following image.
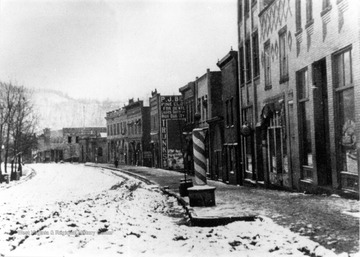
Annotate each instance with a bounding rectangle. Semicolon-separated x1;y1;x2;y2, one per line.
114;158;119;168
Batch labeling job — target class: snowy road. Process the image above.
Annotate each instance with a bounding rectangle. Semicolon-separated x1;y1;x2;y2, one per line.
0;164;354;257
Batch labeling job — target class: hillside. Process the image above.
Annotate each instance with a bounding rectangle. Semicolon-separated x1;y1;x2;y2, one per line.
31;89;123;130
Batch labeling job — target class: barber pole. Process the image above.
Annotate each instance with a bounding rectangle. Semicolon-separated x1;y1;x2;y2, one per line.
192;128;207;185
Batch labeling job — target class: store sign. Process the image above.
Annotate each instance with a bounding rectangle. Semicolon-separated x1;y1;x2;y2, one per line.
160;96;185;168
161;119;168;168
160;96;185;119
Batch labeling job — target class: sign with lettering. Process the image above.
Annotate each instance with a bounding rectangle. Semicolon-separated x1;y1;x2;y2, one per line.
160;96;185;169
160;96;185;119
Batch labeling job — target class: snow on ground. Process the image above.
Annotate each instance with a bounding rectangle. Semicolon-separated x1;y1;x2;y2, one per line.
0;164;353;257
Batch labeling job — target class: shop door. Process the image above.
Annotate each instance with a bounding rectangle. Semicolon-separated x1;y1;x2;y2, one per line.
267;102;290;187
313;59;331;186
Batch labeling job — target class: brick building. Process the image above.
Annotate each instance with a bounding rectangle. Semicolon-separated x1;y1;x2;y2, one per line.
194;69;222;176
36;128;64;162
179;82;196;173
149;91;185;170
106;108;128;164
216;50;241;185
36;127;106;163
238;0;359;196
106;99;151;166
149;90;161;168
63;127;107;163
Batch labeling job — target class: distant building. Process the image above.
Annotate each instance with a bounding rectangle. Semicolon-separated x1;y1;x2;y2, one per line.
149;90;185;170
36;128;64;162
36;127;106;163
179;82;196;173
125;98;151;166
105;99;151;166
106;108;128;164
216;50;240;185
194;69;222;176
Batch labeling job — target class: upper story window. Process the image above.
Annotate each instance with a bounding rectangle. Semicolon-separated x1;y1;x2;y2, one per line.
296;0;302;31
245;38;252;82
323;0;331;9
264;40;271;89
252;31;260;77
230;98;234;126
225;100;229;126
335;47;352;88
68;136;72;143
306;0;313;23
239;46;245;85
279;27;289;82
75;136;79;143
244;0;250;15
238;0;243;22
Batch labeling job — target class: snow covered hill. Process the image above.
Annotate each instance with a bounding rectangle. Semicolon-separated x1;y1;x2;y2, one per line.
31;89;124;130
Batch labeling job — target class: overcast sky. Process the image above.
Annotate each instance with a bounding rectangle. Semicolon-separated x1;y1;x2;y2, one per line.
0;0;237;102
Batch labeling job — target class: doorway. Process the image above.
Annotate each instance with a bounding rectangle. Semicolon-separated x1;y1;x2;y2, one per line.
312;58;331;186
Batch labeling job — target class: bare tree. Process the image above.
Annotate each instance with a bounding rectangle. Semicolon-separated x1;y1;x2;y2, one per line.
0;82;38;182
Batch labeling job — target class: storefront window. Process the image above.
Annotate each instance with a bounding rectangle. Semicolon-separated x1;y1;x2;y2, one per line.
242;107;253;172
334;47;357;175
297;68;313;167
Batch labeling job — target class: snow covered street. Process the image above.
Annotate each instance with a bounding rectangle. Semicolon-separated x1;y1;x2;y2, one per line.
0;164;356;257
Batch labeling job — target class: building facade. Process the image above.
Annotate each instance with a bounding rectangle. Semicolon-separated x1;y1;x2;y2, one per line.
179;82;196;174
150;91;185;170
194;69;222;177
36;127;106;163
106;108;128;164
217;50;241;185
124;99;151;166
238;0;359;196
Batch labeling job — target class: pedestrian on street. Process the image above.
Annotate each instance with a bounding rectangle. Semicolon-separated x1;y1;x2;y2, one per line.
114;158;119;168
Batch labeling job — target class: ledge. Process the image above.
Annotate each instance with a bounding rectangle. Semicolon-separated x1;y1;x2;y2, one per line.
305;19;314;30
321;5;332;17
295;29;303;37
279;75;289;84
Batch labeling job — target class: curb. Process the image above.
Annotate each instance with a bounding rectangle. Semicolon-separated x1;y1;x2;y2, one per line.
87;163;260;227
0;167;37;190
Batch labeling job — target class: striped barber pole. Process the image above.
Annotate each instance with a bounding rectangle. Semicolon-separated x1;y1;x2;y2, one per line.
192;128;207;185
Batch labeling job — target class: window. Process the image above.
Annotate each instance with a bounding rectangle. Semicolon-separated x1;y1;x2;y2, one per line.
264;41;271;89
323;0;330;9
75;136;79;143
241;107;253;172
244;0;249;15
239;46;245;85
225;100;229;126
117;123;120;135
306;0;313;23
230;98;234;126
297;68;312;167
279;28;289;82
334;47;357;174
267;105;287;175
97;147;103;157
252;32;260;77
238;0;242;22
68;136;72;143
296;0;302;31
245;39;252;82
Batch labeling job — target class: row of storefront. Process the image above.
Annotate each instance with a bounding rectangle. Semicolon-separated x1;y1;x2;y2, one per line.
106;0;359;197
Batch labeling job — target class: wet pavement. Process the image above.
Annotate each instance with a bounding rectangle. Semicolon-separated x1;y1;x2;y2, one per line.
90;163;360;255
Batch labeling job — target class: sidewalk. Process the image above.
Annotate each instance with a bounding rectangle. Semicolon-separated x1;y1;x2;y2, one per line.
89;163;359;255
